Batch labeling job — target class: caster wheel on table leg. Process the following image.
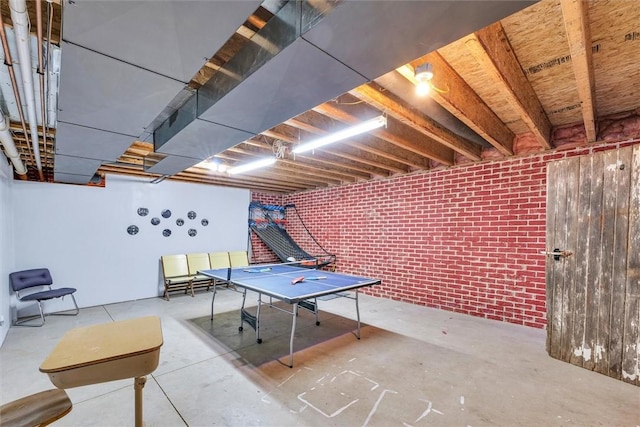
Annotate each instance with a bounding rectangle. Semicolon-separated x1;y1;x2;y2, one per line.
316;321;320;326
238;326;243;331
257;338;262;344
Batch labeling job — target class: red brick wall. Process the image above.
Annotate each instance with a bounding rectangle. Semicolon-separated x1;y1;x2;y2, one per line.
252;140;637;329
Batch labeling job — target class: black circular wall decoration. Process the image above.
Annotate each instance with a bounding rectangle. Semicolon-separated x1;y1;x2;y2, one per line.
187;211;197;220
127;225;139;235
188;228;197;237
176;218;184;226
162;229;172;237
201;218;209;226
161;209;172;219
137;208;149;217
151;217;160;226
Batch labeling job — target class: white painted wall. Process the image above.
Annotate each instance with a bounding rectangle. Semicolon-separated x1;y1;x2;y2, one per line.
10;174;249;318
0;158;13;345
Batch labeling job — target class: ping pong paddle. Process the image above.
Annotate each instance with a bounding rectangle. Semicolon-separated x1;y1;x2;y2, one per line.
244;268;272;273
291;276;305;285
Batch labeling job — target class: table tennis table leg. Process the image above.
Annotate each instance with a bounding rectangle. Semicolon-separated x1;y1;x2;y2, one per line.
210;284;218;320
288;303;298;368
239;289;247;331
355;290;361;340
255;293;262;344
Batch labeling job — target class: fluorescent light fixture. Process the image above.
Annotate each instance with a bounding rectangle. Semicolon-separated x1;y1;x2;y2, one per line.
292;115;387;154
228;157;276;175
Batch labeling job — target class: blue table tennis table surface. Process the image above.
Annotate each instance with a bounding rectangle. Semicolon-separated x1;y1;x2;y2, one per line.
200;264;380;303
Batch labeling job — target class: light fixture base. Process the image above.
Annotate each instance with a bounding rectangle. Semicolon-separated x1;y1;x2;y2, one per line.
414;63;434;82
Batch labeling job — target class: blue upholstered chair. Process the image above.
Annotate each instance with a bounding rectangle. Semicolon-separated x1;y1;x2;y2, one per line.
9;268;79;326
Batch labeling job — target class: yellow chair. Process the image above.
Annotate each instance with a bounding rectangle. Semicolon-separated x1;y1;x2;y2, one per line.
160;254;192;300
187;253;214;293
209;251;232;287
229;250;249;268
208;251;231;270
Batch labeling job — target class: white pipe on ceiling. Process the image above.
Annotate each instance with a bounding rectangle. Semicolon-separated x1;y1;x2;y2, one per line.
36;0;48;172
9;0;43;180
0;113;27;176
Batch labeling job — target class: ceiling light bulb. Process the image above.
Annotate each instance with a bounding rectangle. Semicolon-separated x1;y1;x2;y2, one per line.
416;81;431;96
204;158;220;171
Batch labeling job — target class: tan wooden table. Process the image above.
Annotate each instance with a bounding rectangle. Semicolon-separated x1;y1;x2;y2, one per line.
40;316;163;427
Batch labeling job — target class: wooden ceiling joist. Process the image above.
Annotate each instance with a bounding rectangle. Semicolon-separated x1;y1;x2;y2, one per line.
396;51;515;156
350;136;430;171
560;0;597;142
350;84;483;161
227;144;366;182
282;119;409;174
313;101;455;166
464;22;553;150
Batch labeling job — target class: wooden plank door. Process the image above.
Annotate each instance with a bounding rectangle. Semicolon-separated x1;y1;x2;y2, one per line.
546;144;639;386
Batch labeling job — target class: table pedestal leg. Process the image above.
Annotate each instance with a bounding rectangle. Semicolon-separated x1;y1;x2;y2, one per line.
134;376;147;427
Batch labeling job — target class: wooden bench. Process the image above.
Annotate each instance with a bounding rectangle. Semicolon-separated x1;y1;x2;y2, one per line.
161;251;248;300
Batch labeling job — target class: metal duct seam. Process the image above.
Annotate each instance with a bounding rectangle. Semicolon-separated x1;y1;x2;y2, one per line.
9;0;43;180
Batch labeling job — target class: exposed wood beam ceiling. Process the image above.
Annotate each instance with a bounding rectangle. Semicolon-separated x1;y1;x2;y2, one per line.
1;0;639;193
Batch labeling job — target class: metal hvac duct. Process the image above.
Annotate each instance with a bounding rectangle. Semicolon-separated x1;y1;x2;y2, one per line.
154;1;333;151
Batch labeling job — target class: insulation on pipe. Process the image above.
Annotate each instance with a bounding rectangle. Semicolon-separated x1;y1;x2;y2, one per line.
9;0;44;180
0;4;32;178
36;0;48;171
0;113;27;176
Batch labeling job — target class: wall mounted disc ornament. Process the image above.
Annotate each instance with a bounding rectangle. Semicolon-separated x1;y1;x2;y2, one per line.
201;219;209;226
176;218;184;226
127;225;139;235
162;229;172;237
151;217;160;225
188;229;197;237
161;209;172;218
137;208;149;217
187;211;197;220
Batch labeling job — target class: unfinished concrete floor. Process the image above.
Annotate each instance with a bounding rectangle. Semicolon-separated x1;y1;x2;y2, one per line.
1;288;638;426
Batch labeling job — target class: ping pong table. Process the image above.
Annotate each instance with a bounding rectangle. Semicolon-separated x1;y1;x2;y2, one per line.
200;263;380;367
